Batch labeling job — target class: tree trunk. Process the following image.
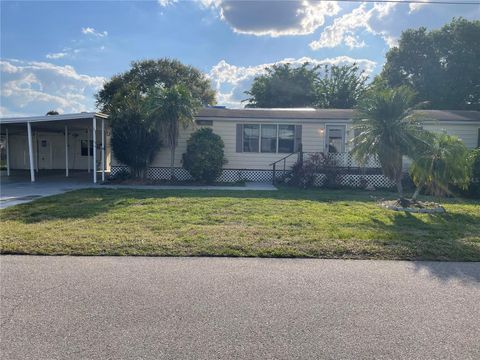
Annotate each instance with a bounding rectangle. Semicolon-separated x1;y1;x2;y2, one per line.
412;185;422;200
170;145;175;181
396;174;403;198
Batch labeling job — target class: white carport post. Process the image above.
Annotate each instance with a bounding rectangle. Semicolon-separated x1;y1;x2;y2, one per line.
101;118;105;182
5;128;10;176
27;122;35;182
65;125;69;177
87;128;90;173
92;116;97;184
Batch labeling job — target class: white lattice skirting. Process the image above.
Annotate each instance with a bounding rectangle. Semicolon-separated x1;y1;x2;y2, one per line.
312;174;395;189
111;166;275;183
111;166;395;189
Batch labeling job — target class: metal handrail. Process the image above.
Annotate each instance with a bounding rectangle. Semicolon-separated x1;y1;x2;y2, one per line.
270;152;299;185
269;152;299;167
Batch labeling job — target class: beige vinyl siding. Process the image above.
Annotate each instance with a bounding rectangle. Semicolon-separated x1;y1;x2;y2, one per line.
214;120;327;170
8;131;110;171
422;122;480;149
125;120;329;170
110;116;479;170
149;125;197;167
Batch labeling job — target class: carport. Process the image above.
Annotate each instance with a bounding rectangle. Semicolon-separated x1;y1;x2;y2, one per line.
0;112;109;183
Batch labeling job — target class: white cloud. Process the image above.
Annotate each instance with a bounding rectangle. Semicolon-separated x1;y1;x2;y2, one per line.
409;0;429;13
309;3;398;50
209;56;377;108
46;52;68;59
1;59;105;116
158;0;178;6
81;27;108;37
199;0;341;37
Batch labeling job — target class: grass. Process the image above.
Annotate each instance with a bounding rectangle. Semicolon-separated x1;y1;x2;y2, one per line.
1;187;479;260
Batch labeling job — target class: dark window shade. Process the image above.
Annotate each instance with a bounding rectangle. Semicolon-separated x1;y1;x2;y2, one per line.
196;120;213;126
81;140;93;157
243;124;260;152
261;125;277;153
278;125;294;153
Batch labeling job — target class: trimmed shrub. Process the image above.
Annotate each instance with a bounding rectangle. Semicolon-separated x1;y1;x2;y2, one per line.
182;128;226;183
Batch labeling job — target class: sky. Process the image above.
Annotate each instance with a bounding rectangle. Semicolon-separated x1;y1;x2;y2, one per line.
1;0;479;116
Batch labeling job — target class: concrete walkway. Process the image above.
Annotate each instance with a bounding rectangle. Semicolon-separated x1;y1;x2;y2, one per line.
0;174;276;209
1;257;479;359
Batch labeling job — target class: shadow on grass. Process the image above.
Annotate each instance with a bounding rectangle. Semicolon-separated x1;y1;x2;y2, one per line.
0;187;393;223
1;187;479;272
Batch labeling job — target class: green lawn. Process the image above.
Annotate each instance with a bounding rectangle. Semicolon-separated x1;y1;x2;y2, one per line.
1;188;479;260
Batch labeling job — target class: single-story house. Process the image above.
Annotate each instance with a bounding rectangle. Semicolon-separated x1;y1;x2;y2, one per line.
1;108;479;186
112;107;480;186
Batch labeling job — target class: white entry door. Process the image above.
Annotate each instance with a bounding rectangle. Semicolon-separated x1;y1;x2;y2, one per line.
325;125;346;153
38;136;52;169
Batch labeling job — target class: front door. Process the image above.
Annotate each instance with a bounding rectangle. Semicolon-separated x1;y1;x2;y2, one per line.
325;125;345;153
38;136;52;169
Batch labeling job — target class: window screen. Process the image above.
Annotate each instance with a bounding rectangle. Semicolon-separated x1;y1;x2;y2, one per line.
81;140;94;157
243;125;259;152
261;125;277;153
278;125;294;153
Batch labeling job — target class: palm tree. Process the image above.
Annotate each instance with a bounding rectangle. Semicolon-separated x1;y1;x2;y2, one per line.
146;84;201;180
352;86;427;198
409;133;470;199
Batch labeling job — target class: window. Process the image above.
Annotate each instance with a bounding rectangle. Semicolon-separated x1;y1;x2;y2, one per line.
81;140;94;157
243;125;260;152
278;125;295;153
261;125;277;153
196;120;213;126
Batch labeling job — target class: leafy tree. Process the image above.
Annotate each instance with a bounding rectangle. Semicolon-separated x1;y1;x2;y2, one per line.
182;127;226;183
315;64;367;108
46;110;59;115
96;58;215;113
380;18;480;110
352;86;427;198
110;91;161;178
145;84;201;180
243;63;320;108
409;133;470;198
465;149;480;198
243;62;367;109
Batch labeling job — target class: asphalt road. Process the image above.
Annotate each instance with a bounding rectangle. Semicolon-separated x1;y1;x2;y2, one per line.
1;256;479;360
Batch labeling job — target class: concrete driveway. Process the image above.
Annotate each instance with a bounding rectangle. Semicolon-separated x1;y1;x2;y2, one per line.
0;173;95;208
1;257;479;359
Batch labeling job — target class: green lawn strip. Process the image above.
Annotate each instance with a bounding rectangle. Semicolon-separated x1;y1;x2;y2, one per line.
1;188;479;260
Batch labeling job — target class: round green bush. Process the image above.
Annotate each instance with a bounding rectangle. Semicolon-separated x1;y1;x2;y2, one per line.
182;127;226;183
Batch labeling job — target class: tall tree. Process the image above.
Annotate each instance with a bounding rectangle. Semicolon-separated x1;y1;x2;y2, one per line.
96;58;215;113
110;89;161;178
315;64;367;108
243;62;367;109
145;84;201;180
352;86;427;198
380;18;480;110
243;63;319;108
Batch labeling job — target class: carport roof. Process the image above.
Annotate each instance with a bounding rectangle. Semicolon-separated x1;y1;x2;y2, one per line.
0;112;108;125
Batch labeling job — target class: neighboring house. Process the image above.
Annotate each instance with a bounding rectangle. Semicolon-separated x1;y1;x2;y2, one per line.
1;108;479;186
